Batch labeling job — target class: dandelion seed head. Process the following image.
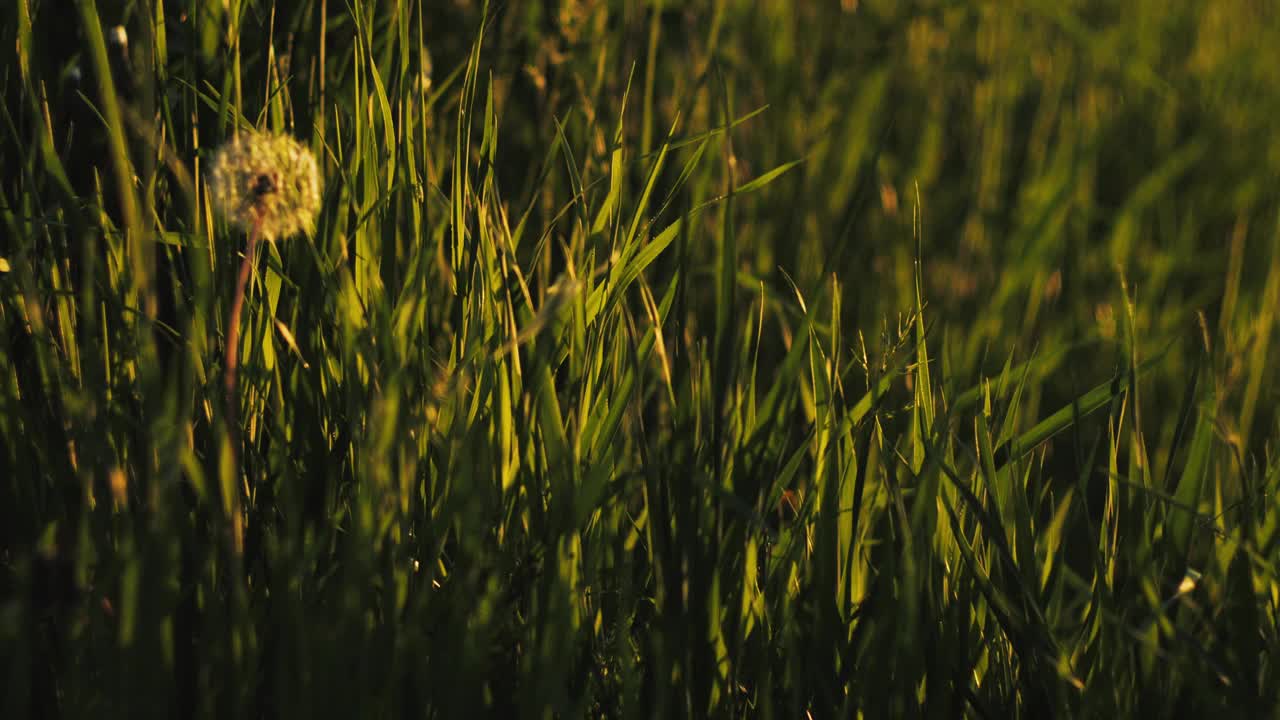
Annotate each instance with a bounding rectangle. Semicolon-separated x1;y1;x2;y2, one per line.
207;131;322;242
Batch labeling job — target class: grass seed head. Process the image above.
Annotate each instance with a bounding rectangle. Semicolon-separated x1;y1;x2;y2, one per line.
208;131;322;241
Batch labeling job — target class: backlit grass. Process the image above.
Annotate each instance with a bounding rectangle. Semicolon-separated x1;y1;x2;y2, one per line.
3;1;1280;717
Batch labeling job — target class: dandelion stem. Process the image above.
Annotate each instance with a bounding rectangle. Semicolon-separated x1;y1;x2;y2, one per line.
225;219;263;459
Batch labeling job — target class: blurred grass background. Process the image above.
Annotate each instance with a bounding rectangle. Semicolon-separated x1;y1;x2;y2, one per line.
3;0;1280;716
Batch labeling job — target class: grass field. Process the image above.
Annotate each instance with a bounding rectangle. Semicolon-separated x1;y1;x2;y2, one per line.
4;1;1280;716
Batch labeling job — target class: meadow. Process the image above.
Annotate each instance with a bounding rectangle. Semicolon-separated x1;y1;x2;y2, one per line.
3;1;1280;717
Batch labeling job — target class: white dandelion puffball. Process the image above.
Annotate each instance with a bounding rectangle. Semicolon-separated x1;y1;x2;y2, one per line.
207;131;322;241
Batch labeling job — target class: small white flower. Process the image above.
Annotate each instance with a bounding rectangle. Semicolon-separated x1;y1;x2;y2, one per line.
207;132;323;241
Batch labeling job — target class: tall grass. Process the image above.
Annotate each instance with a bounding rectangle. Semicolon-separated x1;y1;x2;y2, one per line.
3;1;1279;716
